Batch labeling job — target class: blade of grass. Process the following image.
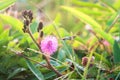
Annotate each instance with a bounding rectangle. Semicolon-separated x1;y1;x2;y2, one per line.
82;52;94;80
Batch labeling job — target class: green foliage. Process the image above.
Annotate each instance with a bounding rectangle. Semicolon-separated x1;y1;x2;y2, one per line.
7;68;26;79
113;40;120;64
0;0;120;80
61;6;114;45
26;59;45;80
0;14;23;33
0;0;16;10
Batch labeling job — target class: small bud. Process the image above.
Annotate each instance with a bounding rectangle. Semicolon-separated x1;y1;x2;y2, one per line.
37;22;43;32
69;63;74;71
22;28;26;33
22;10;27;19
28;10;33;17
22;10;34;33
23;24;26;29
28;10;33;22
24;20;29;26
81;56;95;67
82;57;88;66
23;10;27;15
40;31;44;38
30;16;33;22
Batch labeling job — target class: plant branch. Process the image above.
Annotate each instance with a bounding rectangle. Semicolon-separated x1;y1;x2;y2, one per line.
10;49;49;69
22;54;49;69
27;27;62;77
45;56;62;77
27;28;41;50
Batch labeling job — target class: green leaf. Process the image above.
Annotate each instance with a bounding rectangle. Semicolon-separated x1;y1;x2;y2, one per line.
114;0;120;10
61;6;114;45
0;14;23;33
57;48;66;61
58;28;70;37
101;0;117;12
0;29;12;47
113;40;120;64
72;0;108;11
44;66;67;79
115;72;120;80
94;52;110;67
106;12;120;33
75;36;86;44
7;68;26;79
61;6;101;29
0;0;16;10
76;8;103;16
106;12;118;27
0;20;3;34
26;59;45;80
30;21;38;34
43;24;55;35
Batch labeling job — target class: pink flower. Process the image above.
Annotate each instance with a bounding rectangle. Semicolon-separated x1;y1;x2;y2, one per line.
40;36;58;55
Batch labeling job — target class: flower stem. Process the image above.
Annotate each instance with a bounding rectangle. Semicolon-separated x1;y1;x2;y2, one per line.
27;27;62;77
45;55;62;77
27;28;41;50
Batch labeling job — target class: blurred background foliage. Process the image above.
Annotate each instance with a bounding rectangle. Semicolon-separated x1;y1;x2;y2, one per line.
0;0;120;80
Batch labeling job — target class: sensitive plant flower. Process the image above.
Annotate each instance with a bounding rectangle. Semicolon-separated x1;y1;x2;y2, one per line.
40;36;58;55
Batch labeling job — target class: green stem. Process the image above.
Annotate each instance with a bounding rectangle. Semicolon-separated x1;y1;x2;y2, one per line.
96;54;103;80
27;28;41;50
22;54;49;69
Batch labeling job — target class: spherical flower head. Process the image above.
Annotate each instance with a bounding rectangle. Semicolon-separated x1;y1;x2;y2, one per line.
40;36;58;55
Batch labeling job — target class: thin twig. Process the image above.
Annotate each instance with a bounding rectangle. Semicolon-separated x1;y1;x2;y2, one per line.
27;28;41;50
10;48;49;69
45;56;62;76
22;54;49;69
27;25;62;77
54;71;74;80
27;48;74;71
